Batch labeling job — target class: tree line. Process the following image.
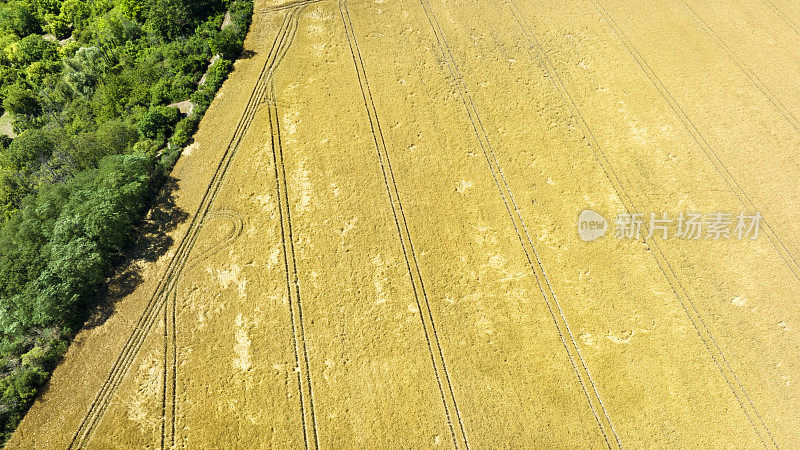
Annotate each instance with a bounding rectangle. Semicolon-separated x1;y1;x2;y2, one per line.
0;0;253;441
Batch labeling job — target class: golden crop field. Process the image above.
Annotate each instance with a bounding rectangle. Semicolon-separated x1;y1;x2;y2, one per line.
8;0;800;447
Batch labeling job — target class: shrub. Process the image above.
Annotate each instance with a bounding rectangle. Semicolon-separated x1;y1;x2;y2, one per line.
138;105;180;140
175;115;197;136
3;366;47;405
190;58;231;114
158;146;180;173
5;129;53;173
45;14;71;40
149;78;170;105
3;84;40;117
230;0;253;36
169;72;196;101
211;28;241;60
131;138;159;156
170;128;188;148
19;346;45;367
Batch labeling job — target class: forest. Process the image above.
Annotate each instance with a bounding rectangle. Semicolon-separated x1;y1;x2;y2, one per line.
0;0;253;440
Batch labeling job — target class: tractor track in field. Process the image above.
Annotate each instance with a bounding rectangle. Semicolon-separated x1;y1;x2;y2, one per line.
183;210;246;273
339;1;470;448
591;0;800;290
159;8;304;449
10;0;800;446
68;7;302;449
417;0;620;447
509;0;777;447
265;0;325;12
161;209;244;448
586;1;780;445
759;0;800;39
675;0;800;136
267;75;319;450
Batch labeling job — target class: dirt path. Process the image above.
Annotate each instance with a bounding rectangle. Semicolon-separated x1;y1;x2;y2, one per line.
9;0;800;447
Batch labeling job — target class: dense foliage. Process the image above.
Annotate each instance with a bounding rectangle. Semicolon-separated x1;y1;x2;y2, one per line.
0;0;253;441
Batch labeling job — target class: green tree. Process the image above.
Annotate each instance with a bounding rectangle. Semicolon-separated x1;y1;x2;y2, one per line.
62;46;103;97
62;119;138;169
0;182;67;300
3;83;40;117
96;119;138;155
34;0;62;17
144;0;190;40
138;105;179;140
95;11;141;47
25;59;61;89
185;0;225;20
44;13;71;40
92;73;131;120
60;0;91;32
62;132;102;169
118;0;148;22
20;346;45;367
4;129;52;172
0;171;31;220
0;1;41;37
211;28;242;60
28;236;103;324
6;366;46;403
14;34;59;66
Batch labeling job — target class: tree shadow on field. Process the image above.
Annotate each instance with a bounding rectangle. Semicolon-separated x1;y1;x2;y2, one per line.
84;177;189;330
239;49;256;59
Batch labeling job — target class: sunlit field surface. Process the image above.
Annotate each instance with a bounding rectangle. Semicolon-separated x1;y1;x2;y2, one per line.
10;0;800;447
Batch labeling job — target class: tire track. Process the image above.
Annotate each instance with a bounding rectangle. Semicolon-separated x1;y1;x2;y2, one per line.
675;0;800;136
266;76;319;449
759;0;800;39
415;0;620;447
69;9;299;449
587;0;800;287
507;1;777;447
672;0;800;284
584;1;782;446
161;289;177;450
339;1;469;448
183;210;245;272
266;0;324;12
160;9;304;449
